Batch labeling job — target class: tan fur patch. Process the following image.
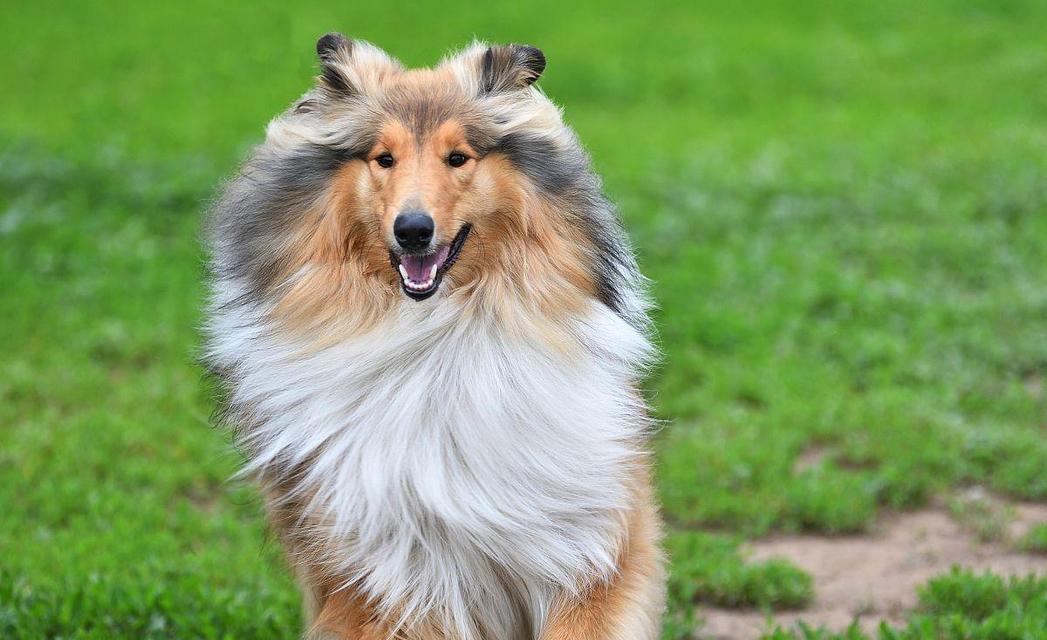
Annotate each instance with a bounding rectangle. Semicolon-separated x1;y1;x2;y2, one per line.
308;588;391;640
270;161;396;344
449;161;598;350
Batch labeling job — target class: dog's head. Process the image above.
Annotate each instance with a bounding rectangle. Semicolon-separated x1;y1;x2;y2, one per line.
211;35;644;337
311;34;550;302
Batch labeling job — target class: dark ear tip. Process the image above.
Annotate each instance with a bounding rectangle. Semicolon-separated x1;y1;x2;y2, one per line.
514;44;546;84
317;32;351;59
518;45;546;69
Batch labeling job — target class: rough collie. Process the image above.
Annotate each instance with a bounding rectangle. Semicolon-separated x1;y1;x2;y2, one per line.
204;33;664;640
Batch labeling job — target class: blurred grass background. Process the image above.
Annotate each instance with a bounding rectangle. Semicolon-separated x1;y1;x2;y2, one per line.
1;1;1046;637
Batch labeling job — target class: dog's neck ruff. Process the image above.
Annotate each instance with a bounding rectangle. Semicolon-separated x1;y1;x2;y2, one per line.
207;281;652;639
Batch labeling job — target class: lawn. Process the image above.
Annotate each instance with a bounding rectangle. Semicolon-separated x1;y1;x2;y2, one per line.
2;1;1046;638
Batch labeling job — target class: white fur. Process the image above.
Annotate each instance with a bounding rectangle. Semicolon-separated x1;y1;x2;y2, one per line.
206;279;653;638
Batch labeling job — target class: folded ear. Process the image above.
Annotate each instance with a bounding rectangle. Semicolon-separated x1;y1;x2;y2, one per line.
314;32;401;96
316;33;354;94
479;44;546;94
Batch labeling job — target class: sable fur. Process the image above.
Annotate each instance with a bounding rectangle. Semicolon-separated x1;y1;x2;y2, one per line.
205;35;664;639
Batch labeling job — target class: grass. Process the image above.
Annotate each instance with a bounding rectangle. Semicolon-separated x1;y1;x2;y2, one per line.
762;570;1047;639
948;489;1014;544
666;532;814;610
1022;524;1047;555
2;1;1046;637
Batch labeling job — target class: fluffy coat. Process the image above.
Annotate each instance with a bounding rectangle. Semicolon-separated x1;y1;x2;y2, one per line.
204;35;665;639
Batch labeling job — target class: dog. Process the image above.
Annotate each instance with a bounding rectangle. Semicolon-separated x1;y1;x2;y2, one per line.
204;33;665;640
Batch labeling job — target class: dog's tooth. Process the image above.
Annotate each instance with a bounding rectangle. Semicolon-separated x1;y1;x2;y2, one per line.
398;264;409;281
429;264;438;280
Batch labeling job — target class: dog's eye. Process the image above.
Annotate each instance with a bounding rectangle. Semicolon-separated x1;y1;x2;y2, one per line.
375;154;395;169
447;152;468;168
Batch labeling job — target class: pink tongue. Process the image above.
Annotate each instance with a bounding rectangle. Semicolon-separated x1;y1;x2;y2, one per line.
401;245;450;282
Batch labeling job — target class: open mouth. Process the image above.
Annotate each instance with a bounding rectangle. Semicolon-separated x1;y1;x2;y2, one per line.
390;225;472;301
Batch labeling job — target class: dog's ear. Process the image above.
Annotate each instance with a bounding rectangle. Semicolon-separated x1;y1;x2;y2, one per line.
478;44;546;94
316;32;355;94
314;32;401;97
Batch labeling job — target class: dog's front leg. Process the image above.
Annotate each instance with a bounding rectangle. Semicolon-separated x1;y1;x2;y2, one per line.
304;586;394;640
541;496;666;640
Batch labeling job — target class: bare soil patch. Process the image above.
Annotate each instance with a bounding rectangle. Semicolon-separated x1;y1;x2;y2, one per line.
698;502;1047;639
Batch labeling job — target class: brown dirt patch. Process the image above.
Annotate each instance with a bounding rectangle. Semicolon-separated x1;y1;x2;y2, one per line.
698;503;1047;639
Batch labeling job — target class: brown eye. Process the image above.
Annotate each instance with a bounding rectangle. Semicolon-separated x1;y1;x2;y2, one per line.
375;154;395;168
447;152;468;168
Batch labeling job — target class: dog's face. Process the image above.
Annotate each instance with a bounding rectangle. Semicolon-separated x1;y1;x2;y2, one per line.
214;34;642;339
366;118;476;299
283;35;558;307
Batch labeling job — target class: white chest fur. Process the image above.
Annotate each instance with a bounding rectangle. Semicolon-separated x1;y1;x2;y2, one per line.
206;283;652;638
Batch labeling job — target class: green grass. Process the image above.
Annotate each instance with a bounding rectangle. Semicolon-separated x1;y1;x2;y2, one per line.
1022;524;1047;555
666;531;813;611
762;570;1047;639
948;490;1014;544
2;1;1046;637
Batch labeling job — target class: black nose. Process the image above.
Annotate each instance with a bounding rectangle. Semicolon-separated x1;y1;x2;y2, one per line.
393;212;434;251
